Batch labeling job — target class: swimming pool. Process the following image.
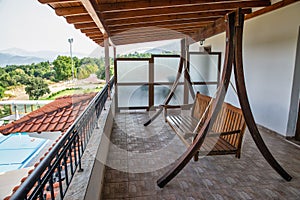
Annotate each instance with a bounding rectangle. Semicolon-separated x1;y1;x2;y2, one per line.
0;133;48;173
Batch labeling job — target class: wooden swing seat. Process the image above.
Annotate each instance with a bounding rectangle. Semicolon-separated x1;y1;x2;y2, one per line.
163;92;246;160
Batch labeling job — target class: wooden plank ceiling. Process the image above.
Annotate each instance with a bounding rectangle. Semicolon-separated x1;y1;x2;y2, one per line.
38;0;272;46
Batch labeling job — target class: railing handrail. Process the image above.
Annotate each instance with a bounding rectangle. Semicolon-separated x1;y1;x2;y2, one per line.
10;76;114;200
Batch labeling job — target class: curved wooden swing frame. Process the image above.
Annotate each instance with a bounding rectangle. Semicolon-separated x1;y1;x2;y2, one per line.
144;9;292;188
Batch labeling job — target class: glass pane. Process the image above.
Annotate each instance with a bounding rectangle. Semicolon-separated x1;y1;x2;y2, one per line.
189;54;219;82
154;57;181;82
118;85;148;107
154;85;184;106
117;60;149;82
193;85;217;97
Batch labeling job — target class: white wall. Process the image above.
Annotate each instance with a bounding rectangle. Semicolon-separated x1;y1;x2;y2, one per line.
204;2;300;136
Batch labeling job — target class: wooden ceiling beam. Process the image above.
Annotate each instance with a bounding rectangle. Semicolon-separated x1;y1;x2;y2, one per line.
80;28;99;33
66;14;93;24
107;17;218;29
191;17;226;42
105;9;252;24
55;6;87;16
92;38;103;41
85;33;103;37
74;22;97;29
111;31;185;39
100;0;270;19
106;10;227;25
111;30;187;37
38;0;80;3
109;25;207;35
111;35;183;46
93;40;104;44
191;0;297;42
110;21;212;34
98;0;259;12
80;0;107;34
89;36;103;40
245;0;298;20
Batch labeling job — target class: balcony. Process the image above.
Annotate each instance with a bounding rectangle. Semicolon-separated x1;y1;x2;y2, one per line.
5;1;300;199
68;96;300;199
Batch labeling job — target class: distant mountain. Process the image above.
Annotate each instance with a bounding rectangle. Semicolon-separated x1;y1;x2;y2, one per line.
0;53;46;67
145;40;180;54
0;48;90;66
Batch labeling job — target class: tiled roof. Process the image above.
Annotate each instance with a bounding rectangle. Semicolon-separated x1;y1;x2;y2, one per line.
0;93;96;135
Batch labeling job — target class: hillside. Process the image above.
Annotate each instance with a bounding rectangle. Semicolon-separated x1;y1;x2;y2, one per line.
0;53;46;67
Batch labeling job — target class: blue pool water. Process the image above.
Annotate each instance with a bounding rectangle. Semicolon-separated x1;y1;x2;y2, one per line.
0;133;47;173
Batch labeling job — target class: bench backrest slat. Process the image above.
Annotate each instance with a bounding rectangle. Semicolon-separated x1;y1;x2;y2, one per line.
192;93;246;149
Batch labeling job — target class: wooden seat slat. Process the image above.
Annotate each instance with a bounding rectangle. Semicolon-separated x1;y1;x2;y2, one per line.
173;115;193;133
164;92;246;160
171;116;190;134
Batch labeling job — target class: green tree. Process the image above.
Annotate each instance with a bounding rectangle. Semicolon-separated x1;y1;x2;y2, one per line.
77;64;98;79
0;105;11;118
0;86;5;99
25;77;50;100
96;57;114;80
53;56;74;81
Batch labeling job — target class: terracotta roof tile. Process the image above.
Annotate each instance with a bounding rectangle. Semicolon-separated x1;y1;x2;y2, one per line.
0;93;96;135
47;123;58;132
55;122;66;131
43;115;55;124
38;123;50;132
29;123;43;133
59;115;70;123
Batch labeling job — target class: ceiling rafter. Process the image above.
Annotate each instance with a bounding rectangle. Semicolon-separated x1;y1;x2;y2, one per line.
107;16;218;29
85;32;103;37
111;35;184;46
38;0;80;3
105;10;229;25
55;6;87;16
66;14;93;24
110;22;213;35
100;0;270;19
98;0;260;12
38;0;291;46
80;28;100;33
105;9;252;25
80;0;107;35
74;22;97;29
191;17;226;42
111;29;188;38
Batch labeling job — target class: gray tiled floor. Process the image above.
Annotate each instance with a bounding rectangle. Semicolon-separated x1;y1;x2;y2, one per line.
102;111;300;199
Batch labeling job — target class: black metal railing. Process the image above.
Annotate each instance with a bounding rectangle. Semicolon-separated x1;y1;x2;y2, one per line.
10;77;114;200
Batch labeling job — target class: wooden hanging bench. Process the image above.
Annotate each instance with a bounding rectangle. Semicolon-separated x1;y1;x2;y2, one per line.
163;92;246;160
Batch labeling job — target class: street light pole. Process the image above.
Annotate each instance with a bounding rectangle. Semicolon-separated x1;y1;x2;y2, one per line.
68;38;74;81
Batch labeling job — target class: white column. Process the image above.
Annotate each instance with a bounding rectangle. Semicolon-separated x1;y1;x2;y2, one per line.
104;35;111;99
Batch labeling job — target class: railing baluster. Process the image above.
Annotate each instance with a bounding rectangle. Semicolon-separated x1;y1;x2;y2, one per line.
63;156;69;186
10;77;114;200
56;163;64;200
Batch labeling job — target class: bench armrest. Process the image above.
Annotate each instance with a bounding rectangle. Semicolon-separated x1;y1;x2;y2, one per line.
160;104;193;109
162;104;193;121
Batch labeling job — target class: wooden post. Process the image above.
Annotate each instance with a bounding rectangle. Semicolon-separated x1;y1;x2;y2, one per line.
149;56;154;110
113;46;116;60
104;34;111;99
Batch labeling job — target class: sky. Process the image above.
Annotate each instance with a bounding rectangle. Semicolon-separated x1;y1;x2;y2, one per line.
0;0;99;55
0;0;178;57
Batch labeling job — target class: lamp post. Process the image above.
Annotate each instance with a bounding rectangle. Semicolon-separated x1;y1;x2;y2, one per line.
68;38;74;81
